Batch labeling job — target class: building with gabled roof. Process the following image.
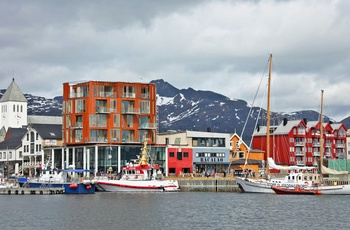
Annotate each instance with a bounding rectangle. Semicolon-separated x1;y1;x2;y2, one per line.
252;118;347;168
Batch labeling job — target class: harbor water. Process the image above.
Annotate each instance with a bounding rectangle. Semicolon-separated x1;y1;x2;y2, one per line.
1;192;350;230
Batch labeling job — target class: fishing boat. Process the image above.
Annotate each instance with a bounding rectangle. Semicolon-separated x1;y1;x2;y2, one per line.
96;139;179;192
236;54;318;193
18;168;96;194
272;185;321;195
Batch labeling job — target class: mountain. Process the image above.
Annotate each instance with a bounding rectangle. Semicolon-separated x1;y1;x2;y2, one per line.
1;80;349;143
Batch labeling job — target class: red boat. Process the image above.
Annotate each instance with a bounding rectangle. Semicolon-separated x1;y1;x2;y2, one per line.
271;186;321;195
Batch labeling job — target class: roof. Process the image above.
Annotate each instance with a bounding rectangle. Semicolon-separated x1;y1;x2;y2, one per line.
28;115;62;125
0;78;27;102
29;123;62;139
0;127;27;149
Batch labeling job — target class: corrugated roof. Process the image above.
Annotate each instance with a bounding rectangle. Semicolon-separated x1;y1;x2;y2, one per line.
0;78;27;102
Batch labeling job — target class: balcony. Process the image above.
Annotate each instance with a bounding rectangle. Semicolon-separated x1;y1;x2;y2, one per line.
86;137;109;143
313;151;320;157
296;160;305;166
336;143;345;148
295;141;305;146
96;107;112;113
139;123;157;129
93;92;116;98
70;92;89;98
313;142;320;147
70;122;83;129
121;108;140;114
295;151;305;156
123;93;136;98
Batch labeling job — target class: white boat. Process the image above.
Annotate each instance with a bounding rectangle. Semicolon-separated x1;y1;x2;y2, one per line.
96;140;179;192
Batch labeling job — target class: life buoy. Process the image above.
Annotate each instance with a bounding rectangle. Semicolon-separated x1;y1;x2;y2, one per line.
304;181;309;186
125;175;129;180
135;175;138;179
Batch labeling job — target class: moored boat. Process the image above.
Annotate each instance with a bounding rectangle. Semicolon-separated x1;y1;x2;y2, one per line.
272;185;321;195
96;139;179;192
18;168;96;194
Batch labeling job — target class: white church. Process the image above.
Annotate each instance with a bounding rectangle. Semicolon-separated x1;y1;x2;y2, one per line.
0;79;63;178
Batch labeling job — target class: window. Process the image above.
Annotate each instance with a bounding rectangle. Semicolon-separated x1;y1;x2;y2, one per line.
177;152;182;160
36;133;39;140
184;152;189;157
239;152;244;158
169;152;175;157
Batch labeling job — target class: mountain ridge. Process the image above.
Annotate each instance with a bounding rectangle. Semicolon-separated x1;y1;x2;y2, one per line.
1;80;349;143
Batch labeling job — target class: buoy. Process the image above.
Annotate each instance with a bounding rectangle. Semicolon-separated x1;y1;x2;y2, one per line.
70;184;78;189
86;185;91;190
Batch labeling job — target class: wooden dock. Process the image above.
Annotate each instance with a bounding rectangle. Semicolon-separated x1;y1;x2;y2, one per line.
0;187;65;195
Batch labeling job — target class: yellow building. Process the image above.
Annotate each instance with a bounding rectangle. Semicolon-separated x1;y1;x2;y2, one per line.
229;132;264;176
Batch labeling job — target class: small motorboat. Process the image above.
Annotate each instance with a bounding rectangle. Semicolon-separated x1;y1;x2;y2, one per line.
271;185;321;195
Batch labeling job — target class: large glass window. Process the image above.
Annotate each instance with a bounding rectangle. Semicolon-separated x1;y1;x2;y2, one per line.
90;130;108;142
89;114;107;127
123;86;135;98
75;99;86;113
140;100;150;114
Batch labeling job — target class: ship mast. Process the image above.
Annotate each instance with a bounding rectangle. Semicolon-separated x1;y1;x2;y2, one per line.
266;54;272;176
319;89;324;180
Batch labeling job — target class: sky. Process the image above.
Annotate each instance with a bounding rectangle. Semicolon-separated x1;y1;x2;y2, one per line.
0;0;349;121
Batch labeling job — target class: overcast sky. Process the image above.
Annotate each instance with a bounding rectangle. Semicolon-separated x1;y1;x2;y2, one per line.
1;0;349;121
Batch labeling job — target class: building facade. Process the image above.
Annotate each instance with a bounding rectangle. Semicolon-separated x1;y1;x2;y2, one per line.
157;130;231;176
252;119;347;167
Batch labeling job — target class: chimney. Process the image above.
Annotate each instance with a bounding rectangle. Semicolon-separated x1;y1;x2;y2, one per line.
303;118;307;125
207;127;211;132
283;118;288;126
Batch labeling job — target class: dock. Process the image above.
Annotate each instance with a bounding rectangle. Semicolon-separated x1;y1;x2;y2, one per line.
0;187;65;195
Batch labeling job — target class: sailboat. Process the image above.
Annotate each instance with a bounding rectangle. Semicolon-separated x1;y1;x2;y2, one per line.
235;54;317;193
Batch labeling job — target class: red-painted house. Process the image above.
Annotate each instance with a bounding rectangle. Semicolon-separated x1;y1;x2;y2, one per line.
252;119;347;167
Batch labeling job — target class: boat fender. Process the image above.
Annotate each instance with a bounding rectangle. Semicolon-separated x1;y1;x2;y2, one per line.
60;190;64;194
21;191;24;195
86;185;92;190
33;190;36;195
15;190;19;195
40;191;43;195
8;190;11;195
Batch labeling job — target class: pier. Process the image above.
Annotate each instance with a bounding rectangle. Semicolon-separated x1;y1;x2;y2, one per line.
171;176;240;192
0;187;65;195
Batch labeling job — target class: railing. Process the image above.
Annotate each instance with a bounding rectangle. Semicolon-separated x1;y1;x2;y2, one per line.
70;92;89;98
313;151;320;157
96;107;112;113
295;151;305;156
336;143;345;148
139;123;157;129
295;141;305;146
121;108;140;114
313;143;320;147
70;122;83;128
123;93;136;98
93;92;116;98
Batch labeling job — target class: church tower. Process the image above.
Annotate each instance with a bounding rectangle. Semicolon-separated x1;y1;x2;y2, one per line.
0;78;28;131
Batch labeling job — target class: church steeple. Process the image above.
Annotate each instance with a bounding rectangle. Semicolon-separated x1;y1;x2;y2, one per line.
0;78;28;131
0;78;27;103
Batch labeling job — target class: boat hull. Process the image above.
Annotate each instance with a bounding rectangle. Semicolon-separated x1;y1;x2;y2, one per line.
235;177;275;194
96;179;179;192
317;184;350;195
272;186;321;195
19;182;95;194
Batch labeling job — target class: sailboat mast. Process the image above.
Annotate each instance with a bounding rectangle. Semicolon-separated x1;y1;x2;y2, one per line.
319;89;324;179
266;54;272;175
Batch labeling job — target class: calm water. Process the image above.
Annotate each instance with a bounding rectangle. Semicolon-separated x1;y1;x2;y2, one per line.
1;192;349;230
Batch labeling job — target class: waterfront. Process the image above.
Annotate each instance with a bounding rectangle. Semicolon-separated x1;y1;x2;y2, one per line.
1;192;350;230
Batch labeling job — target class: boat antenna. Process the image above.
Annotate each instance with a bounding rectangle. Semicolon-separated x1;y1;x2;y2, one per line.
266;54;272;176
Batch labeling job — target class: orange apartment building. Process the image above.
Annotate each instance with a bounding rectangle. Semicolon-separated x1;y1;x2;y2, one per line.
61;81;168;175
62;81;157;145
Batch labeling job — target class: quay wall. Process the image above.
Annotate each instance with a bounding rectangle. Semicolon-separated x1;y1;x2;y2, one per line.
175;178;240;192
